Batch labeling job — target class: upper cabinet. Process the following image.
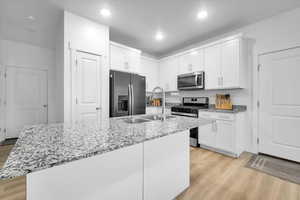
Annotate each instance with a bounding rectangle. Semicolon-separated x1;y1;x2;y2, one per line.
140;57;159;92
159;56;179;92
204;44;222;90
178;49;204;74
110;42;141;73
204;37;248;90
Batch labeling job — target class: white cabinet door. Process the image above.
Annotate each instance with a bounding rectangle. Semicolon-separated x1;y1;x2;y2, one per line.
127;50;140;74
204;45;221;89
110;44;126;71
216;120;235;153
144;131;189;200
75;51;101;123
6;67;48;138
140;57;159;92
159;57;179;91
110;43;141;73
198;122;216;147
221;39;239;88
178;49;204;74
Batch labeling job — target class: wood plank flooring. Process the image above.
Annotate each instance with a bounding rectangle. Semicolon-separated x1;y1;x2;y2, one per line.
177;148;300;200
0;145;299;200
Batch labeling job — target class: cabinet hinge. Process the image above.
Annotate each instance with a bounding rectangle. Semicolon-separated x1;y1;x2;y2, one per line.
257;64;261;72
257;101;260;108
257;138;260;144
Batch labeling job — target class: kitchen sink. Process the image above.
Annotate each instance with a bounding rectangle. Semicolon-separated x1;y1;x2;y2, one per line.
141;115;176;121
123;115;177;124
123;118;151;124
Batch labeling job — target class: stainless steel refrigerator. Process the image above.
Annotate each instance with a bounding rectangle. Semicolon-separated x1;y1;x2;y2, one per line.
110;70;146;117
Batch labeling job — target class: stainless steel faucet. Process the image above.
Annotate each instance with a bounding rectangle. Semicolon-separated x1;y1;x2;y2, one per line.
151;86;166;120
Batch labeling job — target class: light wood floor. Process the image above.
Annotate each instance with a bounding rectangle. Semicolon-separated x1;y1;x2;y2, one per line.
0;145;299;200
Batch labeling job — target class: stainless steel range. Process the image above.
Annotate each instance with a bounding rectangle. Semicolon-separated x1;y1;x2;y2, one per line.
171;97;209;147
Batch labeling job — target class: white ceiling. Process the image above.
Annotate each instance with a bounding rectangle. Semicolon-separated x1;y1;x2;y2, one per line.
1;0;300;57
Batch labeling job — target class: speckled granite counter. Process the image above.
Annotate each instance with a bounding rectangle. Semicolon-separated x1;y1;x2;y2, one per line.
0;115;212;180
199;105;247;113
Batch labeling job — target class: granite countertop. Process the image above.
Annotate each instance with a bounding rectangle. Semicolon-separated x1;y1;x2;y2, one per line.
199;105;247;114
0;115;212;180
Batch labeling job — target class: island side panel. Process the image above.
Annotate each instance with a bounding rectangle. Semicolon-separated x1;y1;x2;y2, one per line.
27;143;143;200
144;130;190;200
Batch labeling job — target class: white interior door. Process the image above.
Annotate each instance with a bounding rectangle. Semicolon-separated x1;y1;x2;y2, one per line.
75;51;101;123
259;47;300;162
6;67;48;138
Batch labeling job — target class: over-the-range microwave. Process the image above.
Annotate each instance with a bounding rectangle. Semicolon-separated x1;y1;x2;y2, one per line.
177;71;205;90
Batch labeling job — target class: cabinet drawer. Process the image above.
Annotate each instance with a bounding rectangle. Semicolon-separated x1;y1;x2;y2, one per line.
198;111;235;121
198;112;214;119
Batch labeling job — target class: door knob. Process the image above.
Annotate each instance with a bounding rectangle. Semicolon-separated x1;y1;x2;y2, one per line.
96;107;101;110
43;105;48;108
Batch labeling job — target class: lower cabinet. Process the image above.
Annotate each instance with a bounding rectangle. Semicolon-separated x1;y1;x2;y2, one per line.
198;123;216;147
215;120;235;153
144;131;190;200
27;144;144;200
198;111;246;157
27;131;190;200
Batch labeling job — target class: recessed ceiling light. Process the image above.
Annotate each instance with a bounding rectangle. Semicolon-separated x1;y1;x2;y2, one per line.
100;8;111;18
190;51;198;55
197;10;208;20
155;31;165;41
27;16;35;21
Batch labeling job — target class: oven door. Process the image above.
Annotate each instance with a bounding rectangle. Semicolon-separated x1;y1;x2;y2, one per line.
171;111;199;147
177;72;204;90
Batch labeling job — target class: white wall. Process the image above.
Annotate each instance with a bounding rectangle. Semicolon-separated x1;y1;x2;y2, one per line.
63;11;110;125
0;39;4;142
161;7;300;153
0;40;58;125
55;14;64;123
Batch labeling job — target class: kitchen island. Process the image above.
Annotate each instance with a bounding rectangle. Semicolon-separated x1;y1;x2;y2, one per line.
0;115;212;200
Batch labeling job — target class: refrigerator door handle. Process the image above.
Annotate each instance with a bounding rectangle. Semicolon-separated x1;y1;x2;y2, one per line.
131;84;134;115
128;84;132;115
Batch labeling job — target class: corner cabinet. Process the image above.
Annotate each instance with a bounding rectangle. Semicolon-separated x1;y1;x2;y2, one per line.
178;49;204;74
140;57;159;92
110;42;141;74
158;56;179;92
204;37;248;90
198;111;246;157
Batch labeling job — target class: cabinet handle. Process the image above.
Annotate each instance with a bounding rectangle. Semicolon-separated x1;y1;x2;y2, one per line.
212;121;217;132
124;62;129;69
188;64;193;71
219;115;230;119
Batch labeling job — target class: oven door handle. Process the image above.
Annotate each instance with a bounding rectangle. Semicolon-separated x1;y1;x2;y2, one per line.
171;112;198;118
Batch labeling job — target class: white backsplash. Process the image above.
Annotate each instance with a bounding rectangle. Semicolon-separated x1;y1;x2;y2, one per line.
166;88;251;106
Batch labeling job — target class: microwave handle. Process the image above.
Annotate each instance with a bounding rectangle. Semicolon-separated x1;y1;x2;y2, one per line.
195;75;198;86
